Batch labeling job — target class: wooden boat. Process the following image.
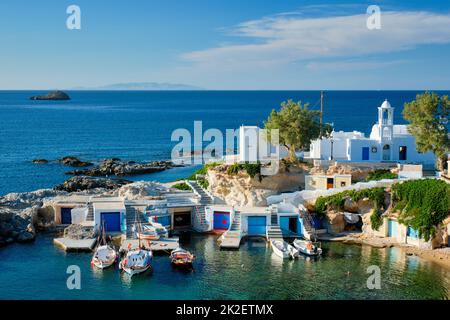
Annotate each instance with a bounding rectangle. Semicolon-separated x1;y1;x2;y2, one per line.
293;239;322;257
119;248;153;276
92;245;117;269
135;224;160;240
170;247;195;268
271;240;299;259
91;222;117;269
119;213;153;276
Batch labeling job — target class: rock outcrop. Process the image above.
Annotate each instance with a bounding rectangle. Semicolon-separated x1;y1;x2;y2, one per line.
30;90;70;101
109;181;166;200
58;156;93;167
207;162;309;207
32;159;49;164
310;163;396;182
65;158;178;176
54;176;132;192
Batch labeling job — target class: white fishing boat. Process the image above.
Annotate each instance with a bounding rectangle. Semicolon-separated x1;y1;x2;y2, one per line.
91;222;117;269
293;239;322;257
92;245;117;269
135;224;160;240
271;240;299;259
119;248;153;276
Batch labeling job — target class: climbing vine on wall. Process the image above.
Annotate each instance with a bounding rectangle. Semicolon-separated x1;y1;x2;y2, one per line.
392;179;450;241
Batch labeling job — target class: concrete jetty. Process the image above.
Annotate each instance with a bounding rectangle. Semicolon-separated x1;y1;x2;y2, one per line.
119;237;180;254
53;237;97;252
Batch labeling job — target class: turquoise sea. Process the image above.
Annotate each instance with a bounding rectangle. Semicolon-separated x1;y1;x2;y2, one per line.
1;90;450;300
1;233;449;300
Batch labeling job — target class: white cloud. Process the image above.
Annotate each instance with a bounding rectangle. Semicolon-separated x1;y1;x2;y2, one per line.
182;11;450;69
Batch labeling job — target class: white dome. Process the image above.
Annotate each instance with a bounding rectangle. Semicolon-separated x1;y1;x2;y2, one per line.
381;99;392;109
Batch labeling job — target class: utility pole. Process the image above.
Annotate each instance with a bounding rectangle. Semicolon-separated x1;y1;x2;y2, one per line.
320;91;324;136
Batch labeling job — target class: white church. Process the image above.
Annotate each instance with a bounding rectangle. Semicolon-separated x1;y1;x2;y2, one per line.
306;100;436;166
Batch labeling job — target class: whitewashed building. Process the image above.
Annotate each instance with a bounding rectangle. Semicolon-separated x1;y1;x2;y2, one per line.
306;100;436;166
225;125;289;164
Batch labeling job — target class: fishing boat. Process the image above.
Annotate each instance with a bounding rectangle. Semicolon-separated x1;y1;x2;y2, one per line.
293;239;322;257
135;224;160;240
119;248;153;276
271;240;299;259
170;247;195;268
120;214;153;276
91;222;117;269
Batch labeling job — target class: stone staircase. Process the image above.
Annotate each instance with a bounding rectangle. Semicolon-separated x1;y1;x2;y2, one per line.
193;206;210;232
300;210;317;241
267;213;283;240
188;180;214;205
125;206;145;239
86;203;94;221
187;180;214;232
219;212;242;249
230;211;241;231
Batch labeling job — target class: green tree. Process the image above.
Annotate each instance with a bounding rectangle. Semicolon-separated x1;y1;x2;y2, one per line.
264;99;331;161
403;92;449;171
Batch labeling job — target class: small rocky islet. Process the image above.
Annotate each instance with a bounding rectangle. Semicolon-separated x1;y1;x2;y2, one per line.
29;90;71;101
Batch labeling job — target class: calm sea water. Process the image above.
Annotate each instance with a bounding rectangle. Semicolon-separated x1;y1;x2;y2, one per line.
1;90;450;300
1;90;450;196
0;233;449;300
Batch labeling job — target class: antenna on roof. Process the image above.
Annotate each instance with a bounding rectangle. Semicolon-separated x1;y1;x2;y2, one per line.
320;91;324;136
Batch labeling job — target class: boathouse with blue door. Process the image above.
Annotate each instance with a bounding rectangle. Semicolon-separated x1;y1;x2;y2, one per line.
61;208;72;224
93;200;126;234
213;211;231;232
247;216;267;236
388;219;399;238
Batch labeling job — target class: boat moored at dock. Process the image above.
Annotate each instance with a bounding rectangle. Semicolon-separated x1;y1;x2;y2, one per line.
119;248;153;276
170;247;195;268
293;239;322;257
271;240;299;259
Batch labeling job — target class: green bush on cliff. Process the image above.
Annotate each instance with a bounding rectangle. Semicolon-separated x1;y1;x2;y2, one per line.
186;162;221;180
313;187;386;219
370;209;383;231
392;179;450;241
172;182;192;191
227;162;262;178
365;169;398;181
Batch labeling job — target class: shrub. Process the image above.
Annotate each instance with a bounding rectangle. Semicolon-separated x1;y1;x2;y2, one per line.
392;179;450;241
186;162;221;180
370;209;383;231
226;162;261;178
313;187;386;219
172;182;192;191
365;169;398;181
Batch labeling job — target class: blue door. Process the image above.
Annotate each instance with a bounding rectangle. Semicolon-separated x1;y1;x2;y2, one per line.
279;217;290;232
388;220;398;237
154;215;171;227
61;208;72;224
101;212;121;232
248;216;267;236
213;211;230;231
407;226;419;238
362;147;370;161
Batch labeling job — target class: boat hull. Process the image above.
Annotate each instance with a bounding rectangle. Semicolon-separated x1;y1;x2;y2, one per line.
293;240;322;256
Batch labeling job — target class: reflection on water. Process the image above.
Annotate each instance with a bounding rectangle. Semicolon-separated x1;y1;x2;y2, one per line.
0;232;449;300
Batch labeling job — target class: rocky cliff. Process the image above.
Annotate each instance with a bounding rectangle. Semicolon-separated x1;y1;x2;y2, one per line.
207;162;310;207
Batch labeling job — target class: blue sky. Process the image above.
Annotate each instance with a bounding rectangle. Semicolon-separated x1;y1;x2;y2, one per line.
1;0;450;90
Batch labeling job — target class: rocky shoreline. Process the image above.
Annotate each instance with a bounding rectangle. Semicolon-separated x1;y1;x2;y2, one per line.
32;156;180;177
